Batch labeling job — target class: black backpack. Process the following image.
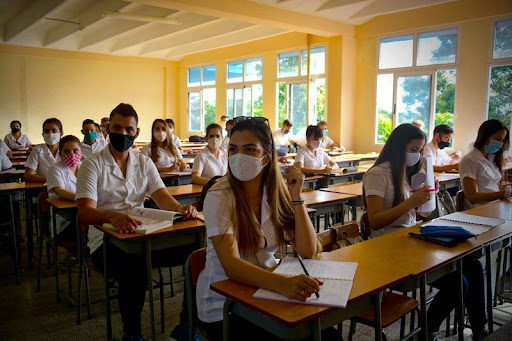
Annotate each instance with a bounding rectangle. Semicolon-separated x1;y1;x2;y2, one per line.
189;135;205;143
197;175;223;211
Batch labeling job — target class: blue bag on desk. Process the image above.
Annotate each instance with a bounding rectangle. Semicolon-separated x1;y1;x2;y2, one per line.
419;225;476;242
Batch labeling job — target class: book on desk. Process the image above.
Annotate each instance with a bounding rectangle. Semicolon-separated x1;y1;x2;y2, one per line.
422;212;505;236
102;207;182;234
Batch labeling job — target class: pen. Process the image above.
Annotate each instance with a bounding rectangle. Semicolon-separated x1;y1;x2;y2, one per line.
410;188;437;193
296;253;320;298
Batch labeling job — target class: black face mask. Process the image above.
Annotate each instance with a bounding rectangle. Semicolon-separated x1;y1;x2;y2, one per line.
284;130;290;135
11;128;20;133
109;133;135;152
438;141;450;149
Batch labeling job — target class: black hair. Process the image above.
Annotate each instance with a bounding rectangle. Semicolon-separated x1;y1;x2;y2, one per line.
42;118;63;133
282;119;293;128
58;135;81;153
433;124;454;135
206;123;222;137
318;120;327;127
82;119;95;128
221;115;229;120
226;119;235;129
165;118;175;127
306;125;323;139
109;103;138;124
10;120;21;127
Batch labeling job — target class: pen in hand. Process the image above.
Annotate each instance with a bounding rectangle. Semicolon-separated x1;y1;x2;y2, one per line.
296;253;320;298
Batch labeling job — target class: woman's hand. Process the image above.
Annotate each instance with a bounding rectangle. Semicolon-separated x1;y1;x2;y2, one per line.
323;165;332;174
408;186;433;208
285;166;305;200
277;274;322;302
177;204;198;219
109;212;142;234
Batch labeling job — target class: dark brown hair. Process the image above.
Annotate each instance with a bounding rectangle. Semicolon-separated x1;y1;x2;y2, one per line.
150;119;179;163
474;119;510;172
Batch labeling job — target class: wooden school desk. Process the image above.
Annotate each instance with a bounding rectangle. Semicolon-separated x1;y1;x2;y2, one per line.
166;184;204;205
302;190;358;226
159;171;193;186
320;182;363;197
11;160;26;169
96;219;206;341
0;169;24;182
435;172;461;192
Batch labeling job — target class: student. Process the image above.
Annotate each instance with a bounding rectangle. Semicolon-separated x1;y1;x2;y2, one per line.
460;119;511;210
423;124;460;172
272;119;296;156
4;120;32;150
0;148;13;172
100;117;109;139
165;118;183;151
191;123;227;185
94;123;106;142
220;119;235;154
363;123;487;340
318;121;344;151
0;140;12;157
46;135;82;241
294;125;338;174
80;119;107;158
196;118;331;340
220;115;229;137
76;103;198;341
25;118;63;183
140;119;188;172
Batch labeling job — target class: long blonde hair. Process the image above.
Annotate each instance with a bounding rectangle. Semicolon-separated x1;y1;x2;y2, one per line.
150;119;179;162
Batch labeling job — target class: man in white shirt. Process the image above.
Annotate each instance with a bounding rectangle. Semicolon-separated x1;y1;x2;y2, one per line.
100;117;110;140
220;119;234;154
80;119;107;158
318;120;344;151
272;119;295;156
423;124;460;172
4;120;31;151
76;103;198;341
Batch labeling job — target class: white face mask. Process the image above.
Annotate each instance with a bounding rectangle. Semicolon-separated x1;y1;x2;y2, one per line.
154;131;167;142
169;128;174;135
229;153;267;182
406;152;421;167
42;133;61;146
208;137;222;150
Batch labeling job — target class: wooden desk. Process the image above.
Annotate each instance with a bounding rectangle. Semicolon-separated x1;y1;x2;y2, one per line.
302;190;357;226
321;182;363;197
464;200;512;221
166;184;203;205
11;160;26;169
159;171;193;186
0;169;24;181
434;172;461;192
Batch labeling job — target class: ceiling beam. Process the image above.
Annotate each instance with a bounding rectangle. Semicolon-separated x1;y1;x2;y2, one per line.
317;0;373;12
4;0;68;41
350;0;455;19
127;0;354;36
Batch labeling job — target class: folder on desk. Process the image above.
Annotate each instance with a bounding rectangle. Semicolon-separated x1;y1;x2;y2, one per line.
102;207;182;234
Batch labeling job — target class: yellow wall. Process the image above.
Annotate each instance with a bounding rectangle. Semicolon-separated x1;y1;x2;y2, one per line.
0;44;178;144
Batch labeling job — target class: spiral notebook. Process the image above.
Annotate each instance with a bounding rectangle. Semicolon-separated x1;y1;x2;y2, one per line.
253;257;357;308
422;212;505;236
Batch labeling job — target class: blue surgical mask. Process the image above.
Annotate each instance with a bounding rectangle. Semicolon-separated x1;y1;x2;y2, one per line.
485;139;503;154
323;129;328;137
283;130;290;135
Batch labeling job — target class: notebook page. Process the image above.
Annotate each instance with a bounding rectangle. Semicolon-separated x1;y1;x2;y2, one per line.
440;212;505;227
274;257;357;281
422;219;492;236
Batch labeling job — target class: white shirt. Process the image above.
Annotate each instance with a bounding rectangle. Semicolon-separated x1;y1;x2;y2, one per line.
460;148;502;209
0;140;11;154
75;146;165;254
80;139;108;159
47;160;80;235
423;141;452;166
171;134;182;149
363;162;416;238
294;146;331;169
196;177;278;323
0;149;12;170
25;144;61;177
320;135;335;149
139;145;183;168
4;133;31;150
272;129;291;146
220;136;230;155
191;147;227;180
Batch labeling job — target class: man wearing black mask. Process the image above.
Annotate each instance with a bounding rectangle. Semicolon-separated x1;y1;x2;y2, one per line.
4;120;32;151
423;124;460;172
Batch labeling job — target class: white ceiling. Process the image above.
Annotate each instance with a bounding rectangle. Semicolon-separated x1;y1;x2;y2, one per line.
0;0;456;61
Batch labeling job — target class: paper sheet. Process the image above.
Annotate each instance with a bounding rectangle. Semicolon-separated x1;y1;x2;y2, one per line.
274;257;357;280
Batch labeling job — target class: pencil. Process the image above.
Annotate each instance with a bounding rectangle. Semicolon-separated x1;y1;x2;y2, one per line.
296;253;320;298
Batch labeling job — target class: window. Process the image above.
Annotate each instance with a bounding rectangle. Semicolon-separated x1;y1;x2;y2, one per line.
187;65;216;132
375;29;458;143
226;57;263;118
277;47;326;134
493;19;512;59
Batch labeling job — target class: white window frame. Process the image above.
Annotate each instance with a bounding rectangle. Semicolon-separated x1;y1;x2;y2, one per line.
187;65;216;133
226;57;263;118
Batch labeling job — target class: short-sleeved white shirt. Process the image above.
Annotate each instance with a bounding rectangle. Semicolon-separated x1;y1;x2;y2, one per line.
196;177;278;323
220;136;229;155
0;140;11;155
171;134;182;149
294;146;331;169
0;150;12;170
460;148;502;209
25;144;61;177
320;135;335;149
80;139;107;159
139;145;183;168
272;129;291;146
363;162;416;238
76;146;165;254
4;133;31;150
191;147;227;180
47;160;80;235
423;141;452;166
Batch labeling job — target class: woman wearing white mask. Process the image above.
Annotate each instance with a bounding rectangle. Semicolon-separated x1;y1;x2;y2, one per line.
191;123;227;185
460;119;511;210
196;117;333;340
165;118;183;151
140;119;188;172
25;118;63;183
294;125;338;174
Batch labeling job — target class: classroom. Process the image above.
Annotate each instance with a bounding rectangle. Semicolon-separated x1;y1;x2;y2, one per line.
1;0;512;340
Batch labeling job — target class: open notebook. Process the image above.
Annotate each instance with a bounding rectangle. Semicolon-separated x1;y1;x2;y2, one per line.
253;257;357;308
422;212;505;236
102;207;182;234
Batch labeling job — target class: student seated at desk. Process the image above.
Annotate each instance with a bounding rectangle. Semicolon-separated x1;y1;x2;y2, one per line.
4;120;31;150
0;140;12;158
272;119;296;156
165;118;183;151
363;123;487;340
140;119;188;172
94;122;106;143
460;119;511;210
294;125;338;174
220;119;234;154
80;119;107;158
197;117;339;340
76;103;198;341
25;118;63;183
191;123;227;185
423;124;460;172
220;114;229;137
318;120;345;152
0;148;13;172
47;135;82;242
100;117;109;140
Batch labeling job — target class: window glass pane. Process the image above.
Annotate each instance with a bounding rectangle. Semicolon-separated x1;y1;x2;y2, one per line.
417;29;457;66
396;75;432;135
188;68;200;87
245;58;262;81
278;51;299;77
244;87;252;116
227;89;234;119
289;83;307;135
314;78;326;123
202;65;216;85
252;84;263;117
310;47;326;75
227;61;243;83
435;69;457;128
277;82;287;127
234;88;243;117
202;88;216;132
493;19;512;59
301;50;307;76
379;35;413;69
188;92;200;131
488;65;512;130
375;74;394;143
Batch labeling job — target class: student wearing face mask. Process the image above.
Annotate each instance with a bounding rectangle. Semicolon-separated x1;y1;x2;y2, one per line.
4;120;32;150
272;119;295;156
318;121;344;151
100;117;110;140
294;125;338;174
165;118;183;151
460;119;511;210
25;118;63;183
196;117;339;340
80;119;107;158
140;119;188;172
423;124;460;172
191;123;227;185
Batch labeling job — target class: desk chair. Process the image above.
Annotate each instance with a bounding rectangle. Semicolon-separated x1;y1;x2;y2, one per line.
360;212;371;240
185;248;208;341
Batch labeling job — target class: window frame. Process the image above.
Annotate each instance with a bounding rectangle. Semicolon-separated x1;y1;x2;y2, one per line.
226;56;263;118
187;64;217;133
